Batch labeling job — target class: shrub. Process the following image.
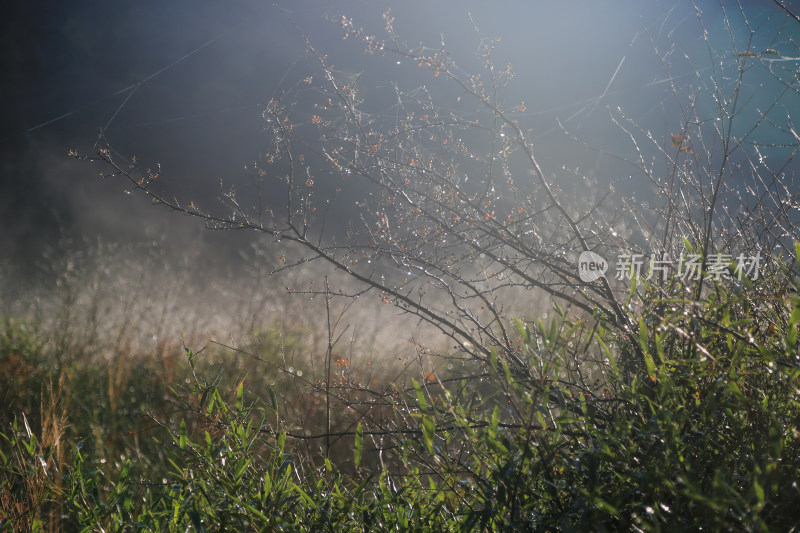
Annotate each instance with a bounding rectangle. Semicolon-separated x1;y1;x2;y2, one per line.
4;2;799;530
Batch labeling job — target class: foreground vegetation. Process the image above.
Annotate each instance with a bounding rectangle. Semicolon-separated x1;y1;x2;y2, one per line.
2;242;799;531
5;2;800;530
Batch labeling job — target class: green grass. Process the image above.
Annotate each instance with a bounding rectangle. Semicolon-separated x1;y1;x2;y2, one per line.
2;246;800;531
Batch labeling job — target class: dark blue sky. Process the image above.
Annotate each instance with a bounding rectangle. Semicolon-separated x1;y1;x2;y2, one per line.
2;1;796;265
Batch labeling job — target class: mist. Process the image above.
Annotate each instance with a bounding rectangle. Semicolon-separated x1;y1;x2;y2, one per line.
3;0;796;336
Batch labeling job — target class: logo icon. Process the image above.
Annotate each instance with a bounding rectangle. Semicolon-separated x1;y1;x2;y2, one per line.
578;251;608;282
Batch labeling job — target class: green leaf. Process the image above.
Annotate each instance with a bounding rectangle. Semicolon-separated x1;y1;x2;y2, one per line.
643;351;657;383
501;356;513;385
294;484;316;506
234;457;253;481
21;413;36;456
179;419;187;450
412;378;427;412
205;390;216;415
727;380;745;401
235;381;244;412
594;497;620;517
354;422;363;468
597;336;619;375
788;301;800;350
638;317;649;349
24;436;36;457
422;415;435;454
629;271;638;301
639;317;656;381
753;479;765;505
120;458;130;481
794;240;800;267
269;387;279;413
655;331;665;362
514;316;528;342
185;347;195;367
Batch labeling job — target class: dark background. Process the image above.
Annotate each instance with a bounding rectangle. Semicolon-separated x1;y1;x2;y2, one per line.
2;1;793;281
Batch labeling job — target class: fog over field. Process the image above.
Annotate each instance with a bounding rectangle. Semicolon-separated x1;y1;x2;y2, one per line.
2;0;797;348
